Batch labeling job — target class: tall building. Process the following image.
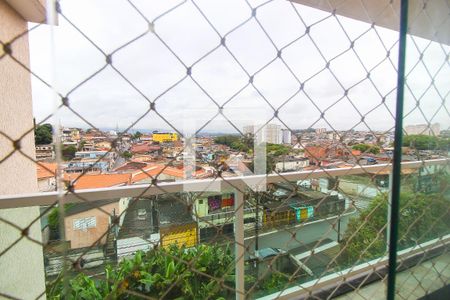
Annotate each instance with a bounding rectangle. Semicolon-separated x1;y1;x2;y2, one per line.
315;128;326;135
405;123;440;136
243;124;282;144
281;129;292;144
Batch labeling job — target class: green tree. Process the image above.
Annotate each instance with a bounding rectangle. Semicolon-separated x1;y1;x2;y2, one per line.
133;131;143;140
368;146;380;154
403;134;449;150
62;145;77;160
267;143;291;157
78;140;86;151
48;204;75;232
214;135;240;147
352;144;370;153
352;144;380;154
35;123;53;145
338;192;450;266
214;135;255;153
121;151;132;159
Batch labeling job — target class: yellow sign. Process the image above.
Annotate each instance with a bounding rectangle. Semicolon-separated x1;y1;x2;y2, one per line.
152;133;178;143
161;223;197;248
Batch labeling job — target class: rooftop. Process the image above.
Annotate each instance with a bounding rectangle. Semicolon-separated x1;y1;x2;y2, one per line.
64;173;131;190
36;162;57;179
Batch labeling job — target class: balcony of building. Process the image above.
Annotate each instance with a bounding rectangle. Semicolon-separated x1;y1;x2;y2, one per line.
0;0;449;299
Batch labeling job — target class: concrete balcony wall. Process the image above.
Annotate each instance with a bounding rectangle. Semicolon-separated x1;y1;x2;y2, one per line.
0;0;46;298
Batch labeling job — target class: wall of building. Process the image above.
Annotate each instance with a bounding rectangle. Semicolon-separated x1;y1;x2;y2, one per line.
152;133;178;143
38;177;56;192
275;159;309;172
160;223;197;249
64;202;119;249
0;1;46;298
244;212;355;257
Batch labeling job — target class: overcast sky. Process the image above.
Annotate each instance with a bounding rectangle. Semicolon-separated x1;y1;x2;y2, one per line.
28;0;450;135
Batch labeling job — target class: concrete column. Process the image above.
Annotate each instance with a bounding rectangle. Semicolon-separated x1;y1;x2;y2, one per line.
0;0;46;298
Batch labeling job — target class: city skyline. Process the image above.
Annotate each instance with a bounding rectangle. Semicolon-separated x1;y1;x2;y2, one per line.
28;0;449;134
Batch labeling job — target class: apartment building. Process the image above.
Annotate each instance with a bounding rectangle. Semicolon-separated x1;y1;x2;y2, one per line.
281;129;292;144
243;123;282;144
405;123;441;136
35;144;55;161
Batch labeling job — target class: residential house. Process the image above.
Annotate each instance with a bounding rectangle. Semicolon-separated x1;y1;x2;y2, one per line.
35;144;55;161
64;199;129;249
61;173;132;249
61;127;80;142
193;192;256;242
131;164;208;184
64;173;131;190
130;143;162;155
274;157;309;172
157;197;197;248
95;141;112;150
65;158;111;173
36;162;57;192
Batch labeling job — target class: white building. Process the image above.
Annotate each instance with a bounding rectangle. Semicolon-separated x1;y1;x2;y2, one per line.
281;129;292;144
315;128;326;135
244;124;282;144
275;157;309;172
405;123;440;136
35;144;55;161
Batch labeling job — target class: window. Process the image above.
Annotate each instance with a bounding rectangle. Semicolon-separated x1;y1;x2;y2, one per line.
73;216;96;231
137;209;147;220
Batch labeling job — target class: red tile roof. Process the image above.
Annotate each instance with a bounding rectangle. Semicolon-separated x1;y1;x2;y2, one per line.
130;164;207;183
36;162;57;179
130;143;161;154
64;173;131;190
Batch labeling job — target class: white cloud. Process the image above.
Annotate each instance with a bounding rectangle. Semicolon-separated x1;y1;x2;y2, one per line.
29;0;450;133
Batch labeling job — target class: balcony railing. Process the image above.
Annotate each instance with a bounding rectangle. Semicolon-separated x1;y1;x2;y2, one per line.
1;0;449;299
0;158;448;299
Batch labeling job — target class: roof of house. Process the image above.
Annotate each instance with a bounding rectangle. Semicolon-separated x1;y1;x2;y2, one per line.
131;143;161;153
130;164;206;183
114;161;148;172
131;164;166;183
36;162;57;179
64;173;131;190
65;199;119;217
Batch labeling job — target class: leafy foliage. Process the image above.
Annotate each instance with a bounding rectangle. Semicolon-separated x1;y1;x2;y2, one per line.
35;123;53;145
121;151;132;159
48;244;236;299
48;204;76;231
214;135;253;153
132;131;143;140
260;273;289;294
62;145;77;161
403;134;450;150
338;191;450;266
266;143;291;156
352;144;380;154
78;140;86;151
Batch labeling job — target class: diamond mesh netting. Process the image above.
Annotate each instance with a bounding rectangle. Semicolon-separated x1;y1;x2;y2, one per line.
0;0;449;299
